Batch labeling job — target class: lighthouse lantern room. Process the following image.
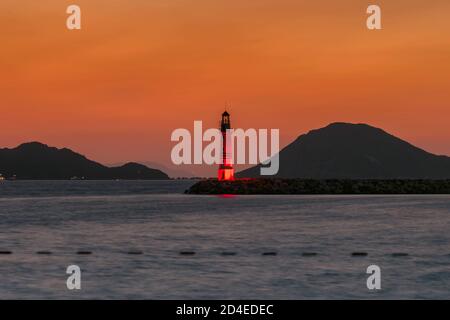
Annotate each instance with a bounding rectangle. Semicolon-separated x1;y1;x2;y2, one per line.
218;111;235;181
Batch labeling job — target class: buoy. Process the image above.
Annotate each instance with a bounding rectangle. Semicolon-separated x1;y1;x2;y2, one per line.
352;252;368;257
302;252;317;257
179;251;196;255
36;251;52;255
391;253;409;257
76;251;92;255
221;252;237;256
127;251;143;255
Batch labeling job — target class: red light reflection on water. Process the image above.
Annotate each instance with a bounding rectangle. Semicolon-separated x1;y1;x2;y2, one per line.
217;194;236;199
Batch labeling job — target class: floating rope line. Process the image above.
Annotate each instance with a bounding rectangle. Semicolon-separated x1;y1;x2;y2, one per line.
0;250;434;257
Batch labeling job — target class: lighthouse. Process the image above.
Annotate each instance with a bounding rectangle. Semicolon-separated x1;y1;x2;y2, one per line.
218;111;235;181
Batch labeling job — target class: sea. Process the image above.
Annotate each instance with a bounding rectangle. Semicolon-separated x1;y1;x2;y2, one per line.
0;180;449;299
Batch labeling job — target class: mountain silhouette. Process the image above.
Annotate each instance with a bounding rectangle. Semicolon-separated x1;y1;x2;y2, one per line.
238;123;450;179
108;161;196;178
0;142;169;180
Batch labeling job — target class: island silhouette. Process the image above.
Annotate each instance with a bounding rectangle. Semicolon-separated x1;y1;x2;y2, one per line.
238;122;450;179
0;142;169;180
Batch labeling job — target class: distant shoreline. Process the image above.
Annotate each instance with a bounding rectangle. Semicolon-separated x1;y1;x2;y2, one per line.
186;179;450;195
0;178;198;181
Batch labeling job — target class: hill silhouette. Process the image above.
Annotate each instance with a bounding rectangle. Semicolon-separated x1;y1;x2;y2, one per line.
0;142;169;180
238;123;450;179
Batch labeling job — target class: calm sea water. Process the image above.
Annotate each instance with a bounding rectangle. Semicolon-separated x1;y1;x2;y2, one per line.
0;180;449;299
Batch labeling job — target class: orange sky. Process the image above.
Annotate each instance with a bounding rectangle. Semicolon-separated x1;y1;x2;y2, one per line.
1;0;449;175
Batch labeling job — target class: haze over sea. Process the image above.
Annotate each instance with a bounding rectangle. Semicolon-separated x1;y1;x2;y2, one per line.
0;181;449;299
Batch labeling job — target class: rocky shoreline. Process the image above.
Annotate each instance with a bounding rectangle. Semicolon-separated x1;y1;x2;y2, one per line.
186;179;450;195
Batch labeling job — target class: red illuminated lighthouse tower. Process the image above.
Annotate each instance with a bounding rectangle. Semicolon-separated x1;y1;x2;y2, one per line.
218;111;235;181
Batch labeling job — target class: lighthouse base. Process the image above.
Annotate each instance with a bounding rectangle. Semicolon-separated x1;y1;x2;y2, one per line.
218;166;235;181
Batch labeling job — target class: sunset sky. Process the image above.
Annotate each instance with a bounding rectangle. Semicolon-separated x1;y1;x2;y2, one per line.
1;0;449;176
